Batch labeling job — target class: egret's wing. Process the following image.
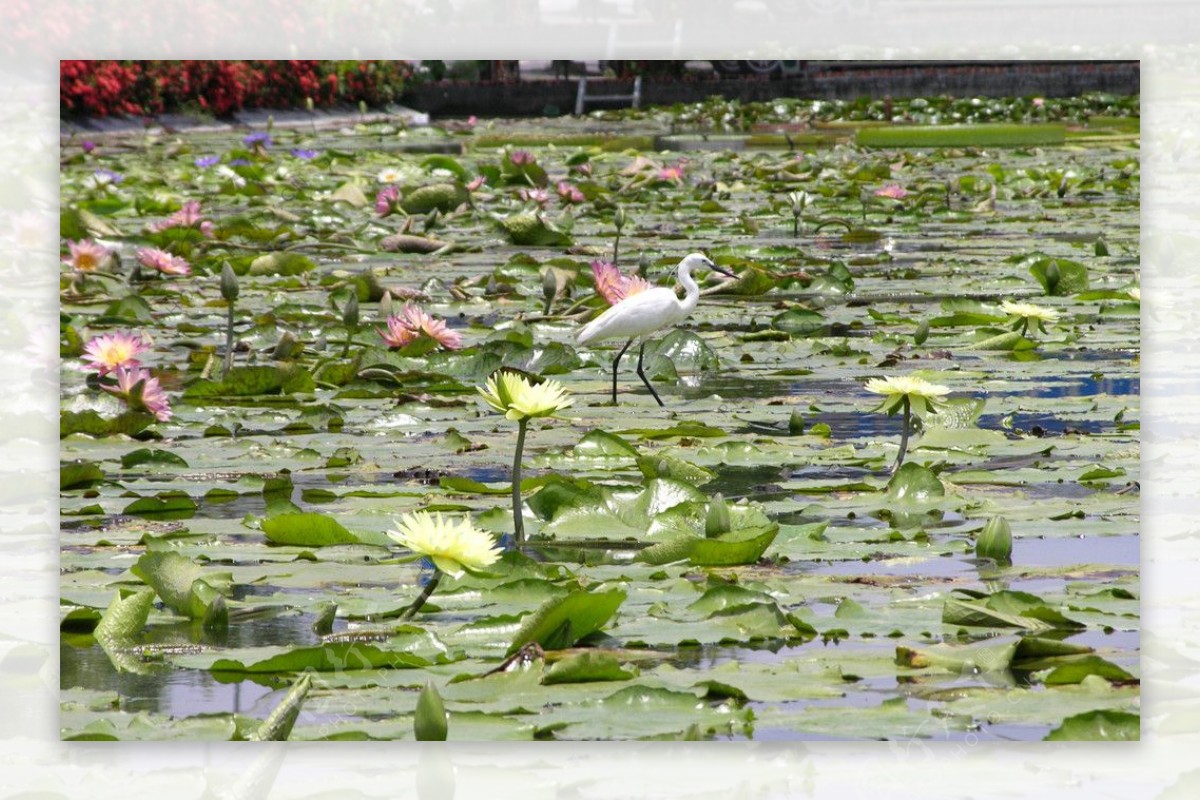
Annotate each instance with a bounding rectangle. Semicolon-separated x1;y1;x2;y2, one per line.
577;288;681;344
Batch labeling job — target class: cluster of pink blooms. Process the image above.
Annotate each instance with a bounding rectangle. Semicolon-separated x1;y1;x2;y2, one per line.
81;332;172;421
656;163;686;183
517;187;550;207
150;200;214;237
62;239;113;273
135;247;191;276
376;185;401;217
621;155;687;185
378;304;463;350
874;184;909;200
591;260;651;306
556;181;585;204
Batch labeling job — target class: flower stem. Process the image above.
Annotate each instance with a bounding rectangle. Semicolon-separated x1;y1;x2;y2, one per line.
613;231;621;265
894;396;911;473
512;417;528;545
222;302;235;379
399;570;443;621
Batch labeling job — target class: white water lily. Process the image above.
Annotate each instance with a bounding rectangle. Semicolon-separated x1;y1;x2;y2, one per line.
377;167;404;183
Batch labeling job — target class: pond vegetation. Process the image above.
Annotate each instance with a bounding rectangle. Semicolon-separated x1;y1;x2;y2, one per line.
60;93;1140;741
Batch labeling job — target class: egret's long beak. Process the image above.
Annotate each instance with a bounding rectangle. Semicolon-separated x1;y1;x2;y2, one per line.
711;264;737;279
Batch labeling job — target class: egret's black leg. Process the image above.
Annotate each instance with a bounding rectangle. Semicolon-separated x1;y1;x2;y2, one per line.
611;339;633;405
636;341;665;407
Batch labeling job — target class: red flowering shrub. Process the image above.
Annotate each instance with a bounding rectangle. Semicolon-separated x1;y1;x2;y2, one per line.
61;60;417;119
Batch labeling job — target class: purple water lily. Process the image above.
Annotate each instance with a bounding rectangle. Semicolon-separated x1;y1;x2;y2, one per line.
243;131;272;147
194;155;220;168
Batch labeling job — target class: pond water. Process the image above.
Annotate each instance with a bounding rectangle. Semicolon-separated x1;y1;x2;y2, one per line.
59;104;1140;741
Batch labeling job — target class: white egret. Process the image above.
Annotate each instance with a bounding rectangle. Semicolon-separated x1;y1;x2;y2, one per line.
576;252;735;405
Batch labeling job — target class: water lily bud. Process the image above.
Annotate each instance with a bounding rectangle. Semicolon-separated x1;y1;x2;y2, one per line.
1094;238;1109;257
705;493;731;537
220;262;239;302
914;319;929;345
266;114;274;133
637;252;651;278
1045;260;1061;293
414;681;448;741
343;293;359;329
305;96;315;113
379;290;394;318
202;594;228;633
975;515;1013;562
614;205;627;232
542;268;558;302
788;409;805;435
359;100;369;116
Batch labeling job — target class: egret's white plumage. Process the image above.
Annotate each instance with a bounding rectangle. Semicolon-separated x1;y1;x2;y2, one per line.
576;252;734;405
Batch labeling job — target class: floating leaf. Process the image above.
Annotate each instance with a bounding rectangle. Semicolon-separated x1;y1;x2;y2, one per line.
1026;255;1090;296
543;651;636;684
400;183;468;214
508;589;625;654
184;366;315;398
495;212;573;247
61;460;104;490
1044;709;1139;741
248;252;316;276
261;513;360;547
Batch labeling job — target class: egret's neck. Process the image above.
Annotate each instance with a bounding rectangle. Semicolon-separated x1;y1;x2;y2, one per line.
677;264;701;313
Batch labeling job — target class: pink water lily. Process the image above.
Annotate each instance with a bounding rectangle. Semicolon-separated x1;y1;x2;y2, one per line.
63;239;112;273
656;163;686;183
82;331;148;375
150;200;213;237
874;184;908;200
591;260;651;306
375;185;401;217
556;180;585;204
509;150;535;166
518;187;550;207
466;175;486;192
102;365;172;421
135;247;191;276
379;304;463;350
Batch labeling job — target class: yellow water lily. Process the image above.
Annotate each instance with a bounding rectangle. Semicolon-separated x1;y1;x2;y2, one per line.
388;510;502;579
864;375;952;472
864;375;950;417
477;371;573;545
479;371;573;422
1000;299;1060;336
